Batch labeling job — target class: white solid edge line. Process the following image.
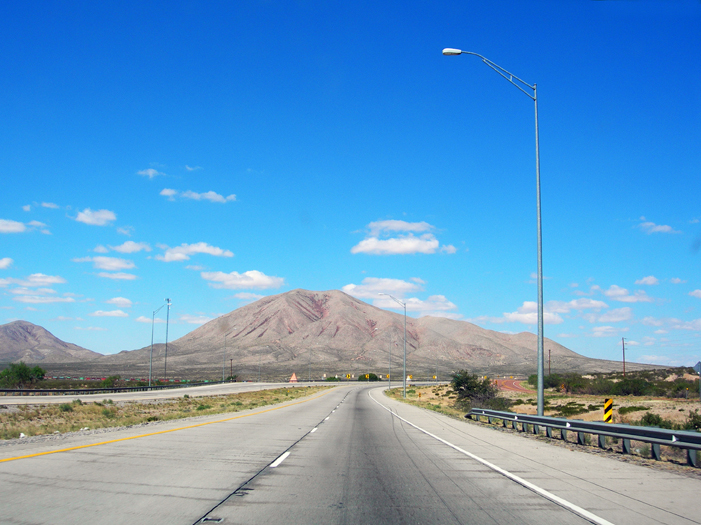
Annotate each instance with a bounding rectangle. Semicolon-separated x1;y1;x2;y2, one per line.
369;391;614;525
270;451;291;468
311;427;318;433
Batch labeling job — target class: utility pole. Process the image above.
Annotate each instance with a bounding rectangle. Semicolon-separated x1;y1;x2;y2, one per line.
548;348;551;376
230;359;233;380
622;338;626;377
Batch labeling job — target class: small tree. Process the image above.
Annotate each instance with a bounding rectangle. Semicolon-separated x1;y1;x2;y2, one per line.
358;373;379;382
451;370;498;406
0;362;46;388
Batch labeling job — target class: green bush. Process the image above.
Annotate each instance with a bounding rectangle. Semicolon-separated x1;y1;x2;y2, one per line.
618;406;649;415
59;403;73;412
0;362;46;388
358;373;379;382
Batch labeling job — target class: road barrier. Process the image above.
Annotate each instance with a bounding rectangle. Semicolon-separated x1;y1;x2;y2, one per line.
0;380;232;397
467;408;701;467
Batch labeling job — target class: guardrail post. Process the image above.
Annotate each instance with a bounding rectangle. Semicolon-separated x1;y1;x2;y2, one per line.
487;416;493;424
503;419;508;428
546;426;553;438
512;420;518;430
598;434;606;449
532;424;539;435
651;443;661;461
560;428;568;441
622;439;631;455
687;449;698;468
521;422;527;432
577;432;586;446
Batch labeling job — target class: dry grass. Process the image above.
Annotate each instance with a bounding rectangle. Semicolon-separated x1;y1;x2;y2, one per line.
0;386;331;440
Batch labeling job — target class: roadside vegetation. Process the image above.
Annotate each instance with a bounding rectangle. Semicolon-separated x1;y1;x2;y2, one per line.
0;386;330;440
0;362;46;388
527;367;699;398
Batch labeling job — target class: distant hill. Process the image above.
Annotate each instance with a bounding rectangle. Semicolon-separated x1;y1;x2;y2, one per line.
0;320;102;363
96;289;657;379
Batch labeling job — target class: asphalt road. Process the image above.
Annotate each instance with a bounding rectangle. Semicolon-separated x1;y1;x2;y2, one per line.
2;385;700;524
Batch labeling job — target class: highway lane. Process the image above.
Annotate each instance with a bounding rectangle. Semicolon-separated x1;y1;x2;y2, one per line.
2;384;701;524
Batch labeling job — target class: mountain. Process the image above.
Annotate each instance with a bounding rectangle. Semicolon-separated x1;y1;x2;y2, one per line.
0;320;102;363
97;289;655;379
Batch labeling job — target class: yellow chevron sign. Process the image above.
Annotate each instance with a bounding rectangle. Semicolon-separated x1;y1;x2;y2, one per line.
604;398;613;423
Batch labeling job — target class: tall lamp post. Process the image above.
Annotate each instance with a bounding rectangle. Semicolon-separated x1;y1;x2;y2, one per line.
442;48;545;415
164;298;171;382
149;301;167;386
379;293;407;398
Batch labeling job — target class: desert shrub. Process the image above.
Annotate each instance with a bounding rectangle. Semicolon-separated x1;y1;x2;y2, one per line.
618;406;649;415
683;410;701;431
638;412;674;429
358;373;379;382
59;403;73;412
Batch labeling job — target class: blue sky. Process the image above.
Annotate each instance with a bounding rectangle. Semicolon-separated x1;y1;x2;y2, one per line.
1;1;699;366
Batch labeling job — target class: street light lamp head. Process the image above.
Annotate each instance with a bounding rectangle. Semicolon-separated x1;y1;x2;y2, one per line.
442;48;462;56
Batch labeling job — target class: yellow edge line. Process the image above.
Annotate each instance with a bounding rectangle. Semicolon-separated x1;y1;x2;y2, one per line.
1;388;334;463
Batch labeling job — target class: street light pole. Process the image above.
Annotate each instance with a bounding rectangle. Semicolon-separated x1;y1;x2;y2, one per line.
223;334;227;382
164;298;171;382
149;302;167;387
379;293;407;398
443;48;545;416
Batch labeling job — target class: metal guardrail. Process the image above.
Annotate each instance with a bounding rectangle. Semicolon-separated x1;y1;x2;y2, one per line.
0;380;232;397
468;408;701;467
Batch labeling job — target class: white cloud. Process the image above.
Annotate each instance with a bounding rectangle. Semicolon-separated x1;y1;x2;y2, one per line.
201;270;284;290
592;326;628;337
185;165;202;171
156;242;233;262
90;310;128;317
690;290;701;299
635;275;659;285
53;316;74;321
14;296;75;304
234;292;264;301
160;189;236;203
638;218;680;234
117;226;133;236
97;272;137;280
22;205;31;212
352;220;455;256
669;318;701;331
670;278;686;284
138;168;165;179
502;301;563;325
367;220;433;236
110;241;151;253
75;208;116;226
73;256;135;271
186;265;205;271
93;245;109;253
0;273;67;287
136;316;165;324
0;258;13;269
0;219;27;233
603;285;653;303
596;307;633;323
41;202;59;209
75;326;108;331
352;234;440;255
545;298;608;313
160;188;177;199
106;297;132;308
642;316;664;327
179;314;212;325
342;277;423;299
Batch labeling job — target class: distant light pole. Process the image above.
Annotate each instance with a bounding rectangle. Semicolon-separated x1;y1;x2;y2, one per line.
379;293;407;398
222;334;227;382
164;298;171;382
388;334;392;390
149;301;167;386
443;47;545;416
